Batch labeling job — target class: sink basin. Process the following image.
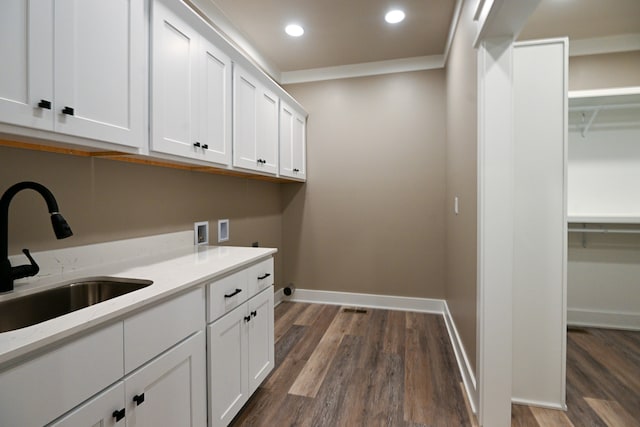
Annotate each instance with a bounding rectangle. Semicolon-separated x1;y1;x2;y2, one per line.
0;277;153;333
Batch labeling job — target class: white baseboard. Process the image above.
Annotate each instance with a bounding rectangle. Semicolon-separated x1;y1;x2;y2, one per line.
286;288;445;314
511;398;567;411
443;301;478;414
568;308;640;331
274;287;284;307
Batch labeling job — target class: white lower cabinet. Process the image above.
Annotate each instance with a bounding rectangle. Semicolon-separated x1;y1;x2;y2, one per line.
0;288;206;427
50;331;205;427
247;289;275;393
208;302;249;426
208;285;274;427
48;382;125;427
123;331;206;427
0;257;275;427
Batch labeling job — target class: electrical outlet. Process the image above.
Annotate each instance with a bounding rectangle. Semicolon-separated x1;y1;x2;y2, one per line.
218;219;229;242
194;221;209;245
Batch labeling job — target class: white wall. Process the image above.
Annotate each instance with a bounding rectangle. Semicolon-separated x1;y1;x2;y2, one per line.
568;116;640;220
512;39;567;410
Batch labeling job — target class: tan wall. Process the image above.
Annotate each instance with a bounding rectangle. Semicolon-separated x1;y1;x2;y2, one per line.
444;0;478;373
282;70;447;298
0;145;283;284
569;50;640;90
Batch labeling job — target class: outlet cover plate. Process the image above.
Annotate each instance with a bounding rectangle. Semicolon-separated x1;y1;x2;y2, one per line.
218;219;229;242
194;221;209;246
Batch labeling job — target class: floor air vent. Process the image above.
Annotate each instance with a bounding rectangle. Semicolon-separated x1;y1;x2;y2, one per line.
343;308;368;314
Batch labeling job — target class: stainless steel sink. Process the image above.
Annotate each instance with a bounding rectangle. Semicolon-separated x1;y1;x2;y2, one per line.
0;277;153;333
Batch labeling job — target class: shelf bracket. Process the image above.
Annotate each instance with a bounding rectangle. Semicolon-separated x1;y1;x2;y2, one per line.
581;108;600;138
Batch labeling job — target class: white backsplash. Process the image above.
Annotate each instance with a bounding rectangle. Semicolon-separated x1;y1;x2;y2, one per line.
9;230;195;280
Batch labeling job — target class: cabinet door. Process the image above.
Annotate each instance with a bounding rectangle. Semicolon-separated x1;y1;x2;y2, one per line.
124;331;206;427
151;0;199;157
256;87;279;175
291;112;307;180
247;286;274;394
279;102;307;180
198;37;232;165
53;0;144;148
208;304;249;427
48;382;125;427
0;0;53;130
233;65;259;171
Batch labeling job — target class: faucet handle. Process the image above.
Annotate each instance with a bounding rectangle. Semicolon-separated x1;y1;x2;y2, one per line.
10;249;40;281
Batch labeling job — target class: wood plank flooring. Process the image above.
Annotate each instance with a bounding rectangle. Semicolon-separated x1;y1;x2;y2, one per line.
231;302;640;426
511;327;640;426
230;302;472;426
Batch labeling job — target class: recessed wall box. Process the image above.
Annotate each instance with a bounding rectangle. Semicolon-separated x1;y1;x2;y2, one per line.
218;219;229;243
194;221;209;246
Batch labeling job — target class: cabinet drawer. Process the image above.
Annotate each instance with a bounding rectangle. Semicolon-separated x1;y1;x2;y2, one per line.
124;287;204;373
247;258;274;296
0;322;123;427
207;269;248;322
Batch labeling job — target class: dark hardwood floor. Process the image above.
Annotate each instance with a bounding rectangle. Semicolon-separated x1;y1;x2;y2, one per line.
230;302;473;427
231;302;640;426
511;327;640;426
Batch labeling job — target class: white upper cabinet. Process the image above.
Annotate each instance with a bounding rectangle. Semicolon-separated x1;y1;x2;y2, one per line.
0;0;145;149
279;101;307;180
151;0;232;166
0;0;53;131
233;64;279;175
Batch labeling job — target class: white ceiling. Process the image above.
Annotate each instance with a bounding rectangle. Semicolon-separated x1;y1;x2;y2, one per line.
204;0;640;76
208;0;457;72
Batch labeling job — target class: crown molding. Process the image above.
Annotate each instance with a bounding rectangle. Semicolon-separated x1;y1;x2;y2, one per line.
569;33;640;57
280;55;445;85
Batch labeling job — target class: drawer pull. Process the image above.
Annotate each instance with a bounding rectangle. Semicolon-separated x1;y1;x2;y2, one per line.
133;393;145;406
37;99;51;109
62;106;74;116
224;288;242;298
113;408;125;422
244;315;251;322
257;273;271;280
251;310;257;318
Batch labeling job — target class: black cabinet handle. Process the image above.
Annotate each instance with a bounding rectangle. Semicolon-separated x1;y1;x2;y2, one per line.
37;99;51;109
257;273;271;280
257;159;267;164
194;142;201;148
293;168;300;172
224;288;242;298
113;408;125;422
62;106;74;116
251;310;257;318
202;144;209;149
133;393;145;406
244;315;251;322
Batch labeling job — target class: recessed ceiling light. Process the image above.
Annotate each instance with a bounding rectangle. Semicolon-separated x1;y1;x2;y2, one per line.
285;24;304;37
385;9;405;24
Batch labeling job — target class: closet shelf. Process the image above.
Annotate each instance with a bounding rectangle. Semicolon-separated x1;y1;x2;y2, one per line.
569;87;640;137
568;215;640;224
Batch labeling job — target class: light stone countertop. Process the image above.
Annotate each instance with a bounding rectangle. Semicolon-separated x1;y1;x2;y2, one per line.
0;244;276;366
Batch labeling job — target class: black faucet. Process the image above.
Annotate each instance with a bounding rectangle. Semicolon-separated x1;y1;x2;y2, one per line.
0;182;73;293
